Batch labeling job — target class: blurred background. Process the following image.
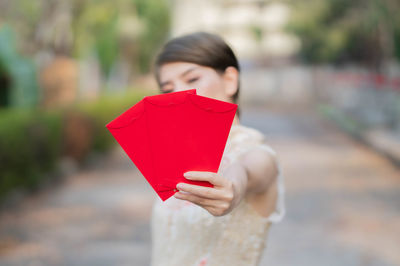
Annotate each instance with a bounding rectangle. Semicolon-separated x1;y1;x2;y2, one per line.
0;0;399;265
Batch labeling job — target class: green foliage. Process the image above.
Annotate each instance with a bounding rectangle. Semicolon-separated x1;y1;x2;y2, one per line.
134;0;171;73
0;90;147;202
249;24;263;43
76;89;150;151
72;0;171;76
71;0;121;76
95;14;120;77
0;0;171;93
0;108;63;199
317;104;367;136
394;28;400;61
286;0;400;65
0;25;39;107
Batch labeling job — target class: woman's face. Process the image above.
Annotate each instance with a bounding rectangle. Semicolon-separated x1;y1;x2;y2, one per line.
157;62;238;103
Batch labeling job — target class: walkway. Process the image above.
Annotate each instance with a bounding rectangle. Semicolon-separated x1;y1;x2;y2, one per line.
0;106;399;266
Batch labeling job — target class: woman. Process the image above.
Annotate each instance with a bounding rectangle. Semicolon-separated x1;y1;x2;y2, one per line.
150;31;285;266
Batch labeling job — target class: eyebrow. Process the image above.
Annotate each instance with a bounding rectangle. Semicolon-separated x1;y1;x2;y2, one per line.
160;66;199;87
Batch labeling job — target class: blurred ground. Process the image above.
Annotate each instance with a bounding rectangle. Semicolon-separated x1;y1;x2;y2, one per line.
0;105;399;266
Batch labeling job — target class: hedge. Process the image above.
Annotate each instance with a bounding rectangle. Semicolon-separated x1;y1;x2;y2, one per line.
0;90;149;202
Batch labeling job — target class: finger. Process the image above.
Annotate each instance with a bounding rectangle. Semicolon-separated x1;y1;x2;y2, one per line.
176;183;223;199
184;171;227;186
174;191;215;207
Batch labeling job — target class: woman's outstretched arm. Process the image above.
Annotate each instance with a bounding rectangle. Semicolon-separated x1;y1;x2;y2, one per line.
174;147;278;216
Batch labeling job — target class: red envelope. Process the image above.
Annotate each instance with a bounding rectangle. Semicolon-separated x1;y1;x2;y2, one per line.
106;89;196;200
106;89;237;201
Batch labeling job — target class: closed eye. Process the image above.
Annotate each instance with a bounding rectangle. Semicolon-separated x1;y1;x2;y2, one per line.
187;77;199;83
161;89;173;94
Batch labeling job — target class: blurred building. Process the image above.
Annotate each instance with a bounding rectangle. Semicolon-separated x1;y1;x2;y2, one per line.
170;0;299;61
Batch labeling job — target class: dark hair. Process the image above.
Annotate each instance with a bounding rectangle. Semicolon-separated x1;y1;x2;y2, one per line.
153;31;241;117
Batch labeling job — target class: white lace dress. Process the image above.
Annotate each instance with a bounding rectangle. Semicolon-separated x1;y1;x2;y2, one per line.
150;124;285;266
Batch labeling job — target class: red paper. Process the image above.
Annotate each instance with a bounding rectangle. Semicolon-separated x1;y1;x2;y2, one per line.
106;89;237;201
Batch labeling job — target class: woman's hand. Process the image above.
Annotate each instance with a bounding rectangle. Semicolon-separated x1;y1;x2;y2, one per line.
174;170;243;216
174;147;279;218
